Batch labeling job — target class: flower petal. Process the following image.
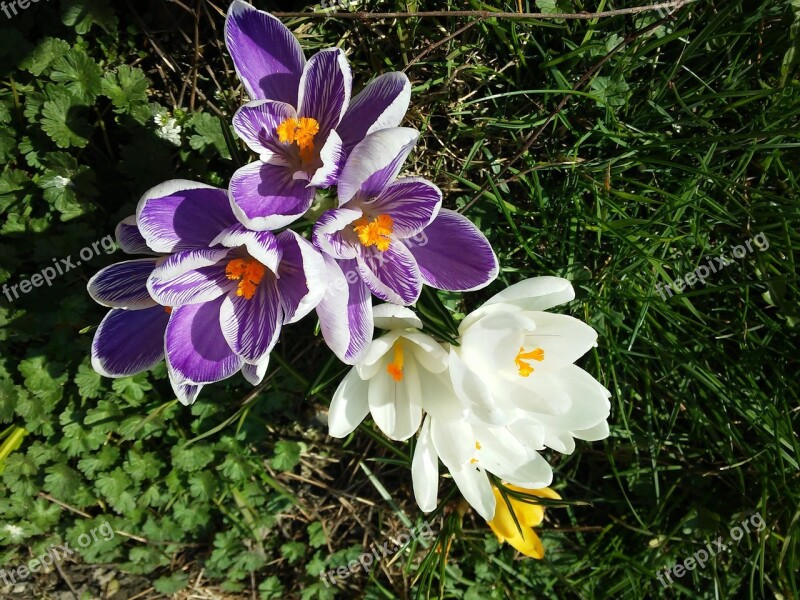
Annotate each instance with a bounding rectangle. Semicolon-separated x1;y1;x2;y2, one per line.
171;379;204;406
166;296;243;384
88;259;159;309
328;367;370;438
523;312;598;369
337;127;419;204
147;248;234;307
242;355;271;386
482;277;575;312
416;367;467;421
225;0;305;104
312;207;362;260
136;180;237;253
275;230;327;324
297;48;351;137
210;223;282;274
368;353;422;441
412;417;439;513
232;99;297;158
338;71;412;153
91;306;169;377
366;177;441;238
315;256;373;364
408;209;498;292
356;241;422;305
230;161;316;231
449;348;512;425
115;216;156;255
372;303;422;331
450;465;496;521
308;129;346;188
220;276;283;363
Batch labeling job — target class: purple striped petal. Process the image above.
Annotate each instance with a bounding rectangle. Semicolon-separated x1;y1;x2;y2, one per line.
357;241;422;305
92;306;169;377
365;177;442;238
225;0;305;104
166;296;243;384
148;248;234;307
337;127;418;204
316;256;373;364
242;356;270;386
171;379;204;406
297;48;351;138
338;72;412;153
115;216;156;255
210;223;282;275
220;275;283;363
275;230;327;324
312;207;362;260
408;209;499;292
136;180;237;253
308;129;345;188
88;258;159;309
233;100;297;159
230;161;316;231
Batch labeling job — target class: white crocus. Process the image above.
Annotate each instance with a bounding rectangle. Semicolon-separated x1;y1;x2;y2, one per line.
327;304;461;441
449;276;611;452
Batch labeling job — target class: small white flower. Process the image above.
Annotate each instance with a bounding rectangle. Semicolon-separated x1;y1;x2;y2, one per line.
154;114;182;145
3;523;25;543
53;175;71;188
327;304;459;441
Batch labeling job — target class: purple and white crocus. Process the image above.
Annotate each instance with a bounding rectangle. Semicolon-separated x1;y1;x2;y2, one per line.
225;0;411;230
87;180;326;404
312;127;500;364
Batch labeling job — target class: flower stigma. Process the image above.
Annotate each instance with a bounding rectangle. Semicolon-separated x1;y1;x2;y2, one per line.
515;346;544;377
226;258;266;300
276;117;320;162
386;340;404;382
354;214;394;251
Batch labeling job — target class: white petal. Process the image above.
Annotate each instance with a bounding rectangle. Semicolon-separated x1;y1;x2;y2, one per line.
242;355;270;386
522;312;598;370
328;368;370;438
372;303;422;330
573;420;610;442
403;331;448;374
412;417;439;513
484;276;574;311
450;465;496;521
449;348;511;425
417;368;466;422
368;355;422;441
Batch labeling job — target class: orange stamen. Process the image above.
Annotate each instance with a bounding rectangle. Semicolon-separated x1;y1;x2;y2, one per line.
386;340;404;382
276;117;320;163
225;258;266;300
515;346;544;377
353;214;394;252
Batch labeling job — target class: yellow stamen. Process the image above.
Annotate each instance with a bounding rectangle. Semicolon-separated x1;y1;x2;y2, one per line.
386;340;404;382
276;117;320;163
469;458;478;464
475;441;482;450
225;258;266;300
353;214;394;251
515;346;544;377
164;306;173;314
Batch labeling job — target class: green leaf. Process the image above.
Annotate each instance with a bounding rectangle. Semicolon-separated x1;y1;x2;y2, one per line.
590;75;631;108
95;468;136;514
308;521;327;548
172;444;214;472
44;464;82;500
40;87;91;149
101;65;149;112
74;363;103;399
188;112;232;159
153;572;189;594
280;541;306;564
20;38;71;76
270;440;302;471
0;126;16;163
61;0;118;34
50;49;103;103
111;373;152;405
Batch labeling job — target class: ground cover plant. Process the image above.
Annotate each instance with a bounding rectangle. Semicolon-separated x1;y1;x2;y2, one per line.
0;0;798;598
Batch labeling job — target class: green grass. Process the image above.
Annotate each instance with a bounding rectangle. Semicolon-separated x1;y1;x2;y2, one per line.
1;0;798;598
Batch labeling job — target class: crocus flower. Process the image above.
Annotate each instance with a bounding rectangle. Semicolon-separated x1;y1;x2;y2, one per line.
487;485;560;559
327;305;463;441
313;127;499;363
87;180;246;404
142;183;326;391
412;401;554;521
225;0;411;230
449;276;611;453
